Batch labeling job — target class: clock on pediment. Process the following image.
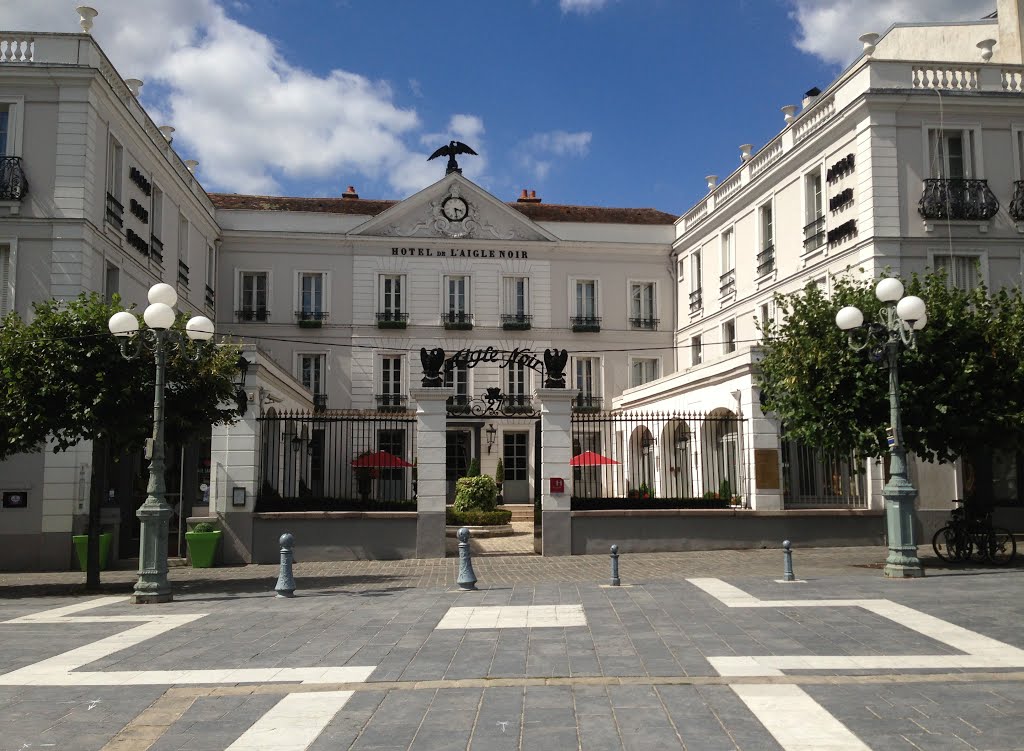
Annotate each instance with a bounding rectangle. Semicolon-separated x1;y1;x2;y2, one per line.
441;195;469;222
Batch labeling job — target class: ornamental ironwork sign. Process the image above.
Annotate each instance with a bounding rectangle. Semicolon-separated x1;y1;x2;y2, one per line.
420;346;568;389
447;388;539;418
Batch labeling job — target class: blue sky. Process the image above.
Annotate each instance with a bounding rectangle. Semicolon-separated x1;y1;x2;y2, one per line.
6;0;995;214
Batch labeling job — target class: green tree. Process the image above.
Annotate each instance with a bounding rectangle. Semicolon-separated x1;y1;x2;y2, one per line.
757;271;1024;465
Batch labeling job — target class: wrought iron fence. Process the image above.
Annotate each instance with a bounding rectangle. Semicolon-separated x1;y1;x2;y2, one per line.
257;410;417;509
781;438;866;508
570;410;745;507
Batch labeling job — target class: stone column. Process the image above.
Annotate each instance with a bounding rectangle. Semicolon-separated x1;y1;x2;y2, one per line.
535;387;575;556
411;386;453;558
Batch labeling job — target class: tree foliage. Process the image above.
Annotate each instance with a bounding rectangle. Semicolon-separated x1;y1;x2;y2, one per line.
757;271;1024;464
0;293;241;460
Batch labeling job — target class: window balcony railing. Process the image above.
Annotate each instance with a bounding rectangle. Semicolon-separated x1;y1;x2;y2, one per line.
572;394;603;413
205;285;215;308
236;308;269;322
501;313;532;330
1010;181;1024;222
503;394;534;414
0;156;28;201
629;317;659;330
105;192;124;229
442;311;474;330
918;178;999;221
719;270;736;298
296;310;328;328
150;235;164;264
177;259;189;287
571;315;601;332
446;394;472;415
312;393;328;413
756;246;775;277
376;311;409;329
376;393;408;413
688;289;703;314
803;216;826;251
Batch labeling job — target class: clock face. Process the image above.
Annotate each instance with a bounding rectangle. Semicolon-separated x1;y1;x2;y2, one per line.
442;196;468;222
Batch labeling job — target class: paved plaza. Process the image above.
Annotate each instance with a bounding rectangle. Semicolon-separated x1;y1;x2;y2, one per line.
0;546;1023;750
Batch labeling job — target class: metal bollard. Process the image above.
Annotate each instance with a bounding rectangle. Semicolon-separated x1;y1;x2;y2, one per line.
456;527;478;591
610;545;621;586
782;540;795;582
275;532;296;598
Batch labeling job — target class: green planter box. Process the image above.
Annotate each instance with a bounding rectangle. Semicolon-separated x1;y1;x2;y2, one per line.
185;530;222;568
73;532;112;572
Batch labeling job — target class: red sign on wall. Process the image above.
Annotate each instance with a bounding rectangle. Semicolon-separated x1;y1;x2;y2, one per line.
549;477;565;494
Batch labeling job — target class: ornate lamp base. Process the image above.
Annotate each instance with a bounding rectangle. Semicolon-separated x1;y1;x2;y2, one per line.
883;475;925;579
132;500;174;604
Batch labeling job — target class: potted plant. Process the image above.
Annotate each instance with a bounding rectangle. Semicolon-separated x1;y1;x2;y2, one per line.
495;458;505;503
72;531;113;572
185;521;222;568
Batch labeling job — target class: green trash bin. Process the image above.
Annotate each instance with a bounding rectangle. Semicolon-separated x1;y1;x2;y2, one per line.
73;532;112;572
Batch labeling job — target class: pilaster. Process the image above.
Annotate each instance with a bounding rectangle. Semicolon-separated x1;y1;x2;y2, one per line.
411;386;454;558
536;388;575;556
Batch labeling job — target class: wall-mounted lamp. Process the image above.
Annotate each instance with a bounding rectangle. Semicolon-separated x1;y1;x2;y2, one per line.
485;423;497;454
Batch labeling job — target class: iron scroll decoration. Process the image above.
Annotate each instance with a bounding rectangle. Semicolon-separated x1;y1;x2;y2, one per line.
419;346;569;388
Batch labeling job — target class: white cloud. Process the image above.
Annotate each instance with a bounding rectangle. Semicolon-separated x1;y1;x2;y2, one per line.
4;1;475;196
560;0;611;13
519;130;592;181
790;0;995;64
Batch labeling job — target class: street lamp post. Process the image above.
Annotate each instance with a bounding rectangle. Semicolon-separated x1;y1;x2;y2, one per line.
836;277;927;578
108;283;214;603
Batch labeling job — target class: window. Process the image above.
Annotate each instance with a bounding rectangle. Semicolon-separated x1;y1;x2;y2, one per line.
928;128;975;179
0;98;23;159
804;169;825;251
630;358;659;388
150;187;164;261
105;136;124;228
758;302;774;341
630;282;656;328
104;263;119;304
297;272;326;321
177;215;189;287
691;335;703;366
299;354;325;395
506;361;531;410
444;360;470;412
933;253;983;291
689;250;703;313
722;319;737;354
443;274;471;326
502;276;531;328
0;243;12;316
573;356;601;410
759;202;774;251
0;105;8;155
677;258;685;281
238;271;268;321
575;279;598;318
379;356;405;410
378;274;406;325
720;230;735;273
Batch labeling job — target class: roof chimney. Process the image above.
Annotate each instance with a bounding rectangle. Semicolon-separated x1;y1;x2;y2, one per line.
517;189;541;203
342;185;359;199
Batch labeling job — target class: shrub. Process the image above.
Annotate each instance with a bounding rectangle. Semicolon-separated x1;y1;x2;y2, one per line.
638;482;654;499
495;458;505;487
453;474;498;512
191;522;217;533
467;457;481;477
447;508;512;526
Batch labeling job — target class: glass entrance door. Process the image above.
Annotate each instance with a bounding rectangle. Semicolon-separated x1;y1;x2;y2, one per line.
502;432;530;503
446;429;471;503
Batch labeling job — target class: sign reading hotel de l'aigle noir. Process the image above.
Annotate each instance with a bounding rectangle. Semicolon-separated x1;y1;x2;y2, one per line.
391;247;529;259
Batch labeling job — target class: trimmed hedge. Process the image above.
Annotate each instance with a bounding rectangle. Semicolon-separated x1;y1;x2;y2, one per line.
446;508;513;526
570;497;732;511
254;496;417;513
453;475;498;512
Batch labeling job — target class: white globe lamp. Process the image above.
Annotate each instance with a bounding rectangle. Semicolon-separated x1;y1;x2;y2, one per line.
835;306;864;331
143;302;176;330
148;283;178;307
896;295;926;324
108;311;139;337
185;315;215;341
875;277;905;303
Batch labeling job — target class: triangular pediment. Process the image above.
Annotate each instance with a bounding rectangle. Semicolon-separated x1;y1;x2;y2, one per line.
350;174;556;242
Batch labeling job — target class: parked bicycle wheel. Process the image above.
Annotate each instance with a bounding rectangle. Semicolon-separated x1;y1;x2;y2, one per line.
982;528;1016;566
932;526;970;563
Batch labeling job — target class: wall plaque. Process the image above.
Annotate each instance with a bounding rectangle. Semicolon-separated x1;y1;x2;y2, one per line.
2;491;27;509
754;449;781;490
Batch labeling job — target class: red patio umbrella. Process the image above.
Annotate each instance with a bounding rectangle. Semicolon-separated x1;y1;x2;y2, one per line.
569;450;619;466
351;450;413;468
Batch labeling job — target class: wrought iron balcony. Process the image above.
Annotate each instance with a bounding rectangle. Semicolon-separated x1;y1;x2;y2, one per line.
501;313;532;330
205;285;215;308
312;393;328;413
918;178;999;221
150;235;164;263
572;394;603;413
571;315;601;332
0;156;28;201
756;246;775;277
105;192;123;229
446;394;472;415
376;393;408;413
1010;181;1024;222
803;216;826;251
630;317;659;330
376;311;409;329
442;311;474;330
688;289;703;314
503;394;534;414
719;270;736;298
296;310;328;328
236;308;269;322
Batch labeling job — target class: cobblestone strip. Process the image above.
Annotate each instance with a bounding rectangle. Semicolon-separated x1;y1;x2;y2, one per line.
98;693;198;751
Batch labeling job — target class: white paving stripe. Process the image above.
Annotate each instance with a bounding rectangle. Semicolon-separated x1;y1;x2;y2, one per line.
731;684;872;751
224;691;355;751
435;605;587;629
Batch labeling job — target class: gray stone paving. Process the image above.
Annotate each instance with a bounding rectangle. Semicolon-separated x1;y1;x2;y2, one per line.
0;549;1023;749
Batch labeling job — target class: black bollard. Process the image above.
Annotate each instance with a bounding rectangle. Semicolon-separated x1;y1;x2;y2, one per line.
782;540;795;582
275;532;296;597
456;527;477;590
610;544;620;586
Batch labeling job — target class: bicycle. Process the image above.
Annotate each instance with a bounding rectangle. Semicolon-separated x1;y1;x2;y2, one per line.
932;499;1016;566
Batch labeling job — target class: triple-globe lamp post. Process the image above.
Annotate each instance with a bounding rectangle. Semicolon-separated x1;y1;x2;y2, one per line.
835;277;927;578
108;283;215;603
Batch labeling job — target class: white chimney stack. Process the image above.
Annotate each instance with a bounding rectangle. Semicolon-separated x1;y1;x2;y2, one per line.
76;6;98;34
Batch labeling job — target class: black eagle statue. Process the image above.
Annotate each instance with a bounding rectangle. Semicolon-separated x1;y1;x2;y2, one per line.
543;349;569;389
420;347;446;387
428;140;478;175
